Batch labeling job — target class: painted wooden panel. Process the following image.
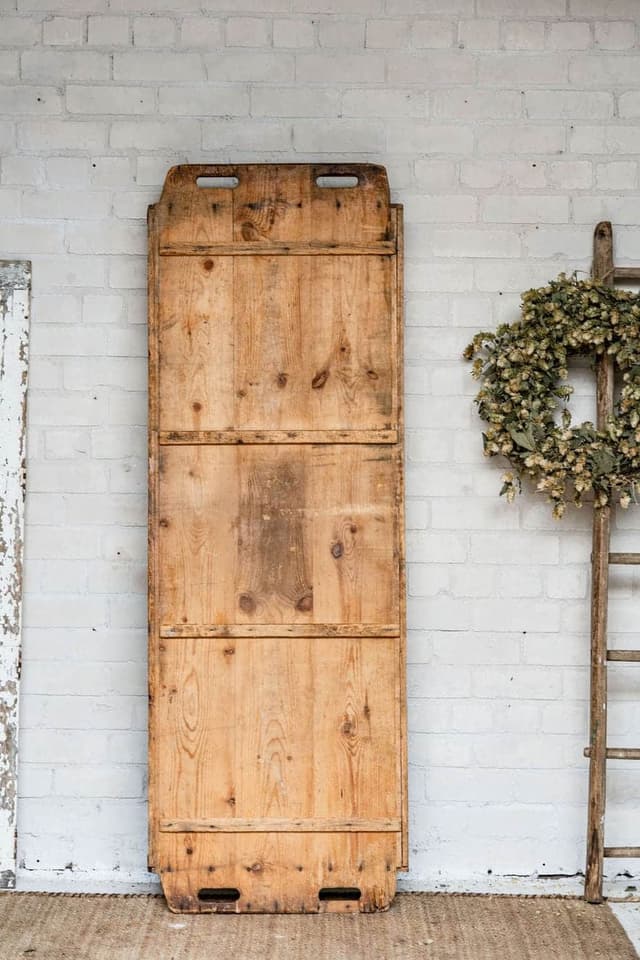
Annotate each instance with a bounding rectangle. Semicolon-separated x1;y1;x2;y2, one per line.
149;165;405;913
0;261;31;890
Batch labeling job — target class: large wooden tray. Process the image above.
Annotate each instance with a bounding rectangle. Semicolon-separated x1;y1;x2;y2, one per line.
148;164;406;913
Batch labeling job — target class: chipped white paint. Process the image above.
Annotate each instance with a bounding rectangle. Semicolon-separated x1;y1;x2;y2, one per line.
0;261;31;890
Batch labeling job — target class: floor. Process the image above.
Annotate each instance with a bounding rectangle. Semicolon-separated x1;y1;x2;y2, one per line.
0;891;637;960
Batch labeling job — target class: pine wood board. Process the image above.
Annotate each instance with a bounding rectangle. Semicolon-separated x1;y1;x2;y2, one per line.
148;164;405;913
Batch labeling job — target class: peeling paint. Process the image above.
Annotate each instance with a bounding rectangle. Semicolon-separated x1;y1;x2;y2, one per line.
0;261;30;889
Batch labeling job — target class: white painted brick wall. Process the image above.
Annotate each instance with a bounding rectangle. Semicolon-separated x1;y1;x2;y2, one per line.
2;0;639;896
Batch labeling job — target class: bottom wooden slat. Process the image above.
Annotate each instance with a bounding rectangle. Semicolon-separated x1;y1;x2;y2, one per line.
156;832;399;913
604;847;640;858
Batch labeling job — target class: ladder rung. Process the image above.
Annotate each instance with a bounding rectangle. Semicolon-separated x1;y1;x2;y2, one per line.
613;267;640;282
584;747;640;759
608;650;640;662
609;552;640;565
604;847;640;858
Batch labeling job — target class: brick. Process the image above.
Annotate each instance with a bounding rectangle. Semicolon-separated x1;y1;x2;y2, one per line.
133;15;175;47
318;17;364;48
0;17;41;44
179;17;224;48
252;84;340;119
203;119;292;151
431;228;520;258
66;221;145;254
205;50;293;82
43;16;85;45
547;21;591;49
160;84;248;117
293;118;383;153
90;157;133;187
387;49;475;84
502;21;546;50
547;160;592;188
384;121;473;155
479;0;566;12
21;50;109;81
479;53;568;85
67;85;155;115
114;51;204;82
273;18;315;47
594;20;635;49
0;222;64;254
570;53;640;85
110;119;200;151
434;89;522;120
2;155;42;185
296;51;383;82
411;19;454;48
595;160;636;189
482;195;569;223
87;15;130;46
23;189;110;219
458;19;499;49
525;90;613;119
19;119;105;151
45;156;89;186
342;87;424;117
227;16;271;46
0;85;62;114
365;19;408;48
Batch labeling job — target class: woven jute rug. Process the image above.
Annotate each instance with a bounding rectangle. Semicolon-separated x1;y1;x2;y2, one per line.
0;891;636;960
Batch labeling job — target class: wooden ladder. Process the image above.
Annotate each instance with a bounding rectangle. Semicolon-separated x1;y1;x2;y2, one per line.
585;221;640;903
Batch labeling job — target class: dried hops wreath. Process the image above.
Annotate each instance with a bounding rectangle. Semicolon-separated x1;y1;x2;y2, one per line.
464;274;640;518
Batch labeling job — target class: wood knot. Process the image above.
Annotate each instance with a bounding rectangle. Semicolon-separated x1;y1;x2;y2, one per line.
239;593;256;613
159;518;169;528
223;647;235;656
312;369;329;390
276;372;288;388
241;221;260;241
296;592;313;612
246;862;263;873
192;401;202;411
366;369;378;380
349;523;357;534
237;389;246;398
341;719;355;736
331;541;343;559
203;259;214;271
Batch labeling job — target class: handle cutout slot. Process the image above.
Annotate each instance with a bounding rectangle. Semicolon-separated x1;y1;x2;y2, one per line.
198;887;240;902
196;177;239;189
316;176;359;189
318;887;362;901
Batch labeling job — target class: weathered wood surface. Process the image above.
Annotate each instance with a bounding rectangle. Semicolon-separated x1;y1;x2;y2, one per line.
148;165;405;913
0;261;31;890
584;221;614;904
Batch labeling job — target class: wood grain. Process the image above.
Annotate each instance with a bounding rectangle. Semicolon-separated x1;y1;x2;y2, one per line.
160;818;401;833
585;220;614;905
149;164;405;913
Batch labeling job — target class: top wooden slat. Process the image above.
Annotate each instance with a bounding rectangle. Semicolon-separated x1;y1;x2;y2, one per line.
156;164;392;247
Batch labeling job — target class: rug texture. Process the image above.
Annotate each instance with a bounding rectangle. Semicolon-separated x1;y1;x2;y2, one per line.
0;891;636;960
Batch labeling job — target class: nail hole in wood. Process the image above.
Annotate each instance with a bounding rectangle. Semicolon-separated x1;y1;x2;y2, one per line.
196;177;239;189
316;176;359;188
198;887;240;902
318;887;361;901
